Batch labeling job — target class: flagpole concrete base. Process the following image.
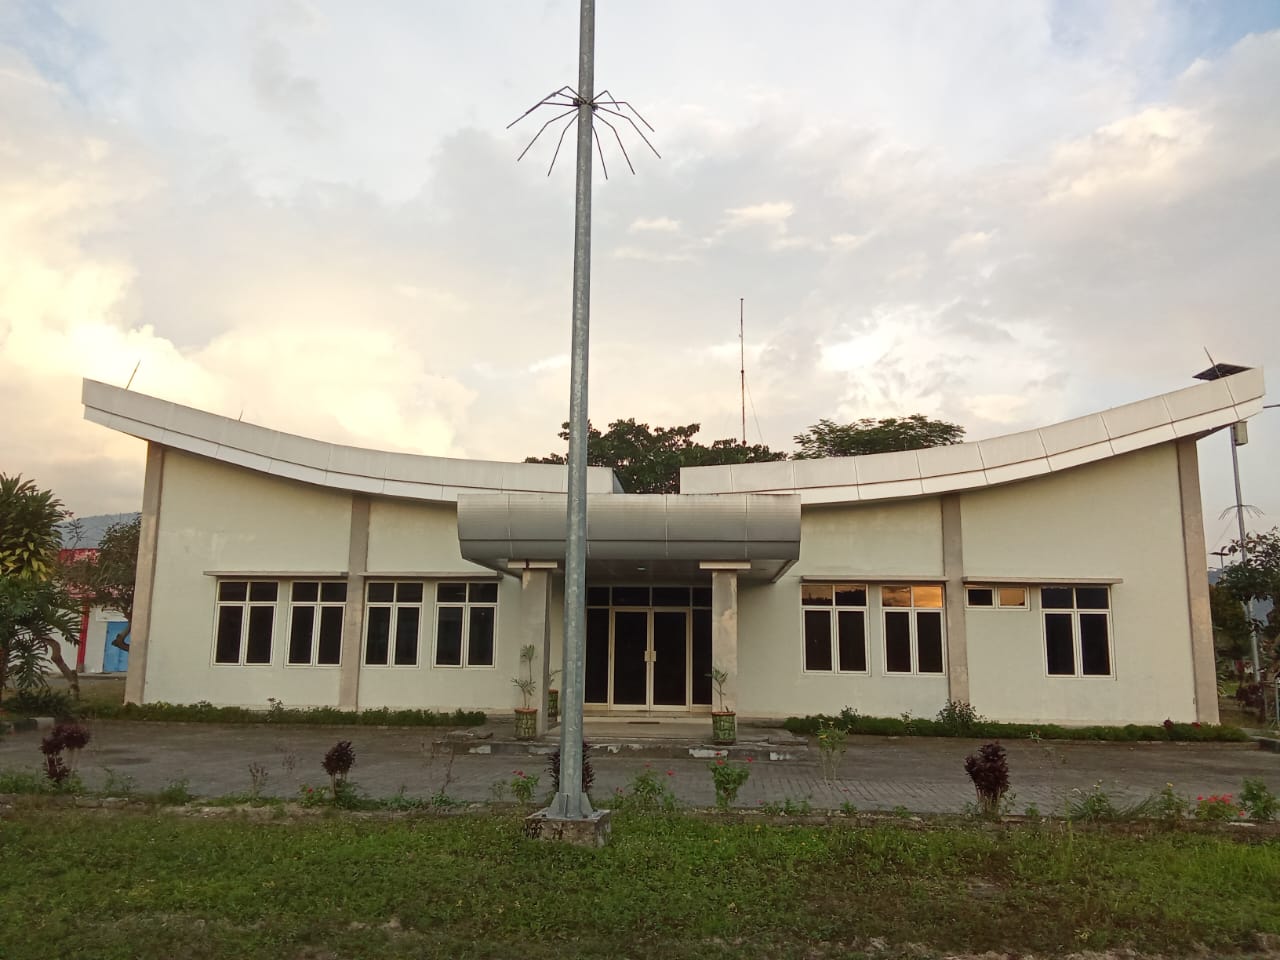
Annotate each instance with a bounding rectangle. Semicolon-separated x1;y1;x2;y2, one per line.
523;808;612;847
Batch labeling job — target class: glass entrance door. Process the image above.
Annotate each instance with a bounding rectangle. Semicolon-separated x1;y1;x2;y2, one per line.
651;610;688;707
611;610;649;706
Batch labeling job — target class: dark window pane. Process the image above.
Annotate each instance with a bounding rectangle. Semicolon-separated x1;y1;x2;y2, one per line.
691;609;712;704
219;581;247;602
917;612;944;674
587;586;610;606
803;609;833;671
437;582;466;603
245;606;274;663
435;607;463;666
884;611;912;672
802;583;833;606
468;607;495;666
652;611;687;706
585;607;611;702
652;586;691;607
1080;614;1111;675
320;582;346;603
1076;587;1109;610
1045;613;1075;675
691;587;712;607
612;586;649;607
396;582;423;604
834;585;867;607
365;606;391;665
394;607;419;665
1042;587;1074;610
837;610;867;672
317;606;343;664
967;588;994;607
249;582;278;602
292;581;319;603
215;606;243;663
288;606;315;664
368;582;394;603
469;582;498;604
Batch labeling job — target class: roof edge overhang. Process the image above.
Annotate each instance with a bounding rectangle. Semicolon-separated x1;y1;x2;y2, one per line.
680;367;1266;503
81;379;621;502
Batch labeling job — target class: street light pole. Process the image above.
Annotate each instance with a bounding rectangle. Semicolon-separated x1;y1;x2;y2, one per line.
1227;426;1262;681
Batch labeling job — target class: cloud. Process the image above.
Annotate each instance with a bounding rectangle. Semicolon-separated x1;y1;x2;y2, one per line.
0;6;1276;549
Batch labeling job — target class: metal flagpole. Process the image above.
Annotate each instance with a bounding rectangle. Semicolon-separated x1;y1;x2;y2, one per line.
549;0;597;820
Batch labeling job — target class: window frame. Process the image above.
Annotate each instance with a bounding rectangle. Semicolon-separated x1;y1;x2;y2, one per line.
212;579;279;667
432;581;500;670
965;584;1029;610
363;580;425;668
1040;585;1114;679
799;583;870;675
880;584;947;677
286;580;347;667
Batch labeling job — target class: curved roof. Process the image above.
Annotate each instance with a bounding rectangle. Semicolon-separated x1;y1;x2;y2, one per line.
680;368;1267;504
82;379;621;501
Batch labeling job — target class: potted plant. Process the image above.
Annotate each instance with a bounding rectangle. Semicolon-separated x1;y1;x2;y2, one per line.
547;667;561;722
709;666;736;745
513;644;538;740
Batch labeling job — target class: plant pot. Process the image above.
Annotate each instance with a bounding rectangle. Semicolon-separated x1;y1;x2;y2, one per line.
711;711;737;745
514;707;538;741
548;688;559;721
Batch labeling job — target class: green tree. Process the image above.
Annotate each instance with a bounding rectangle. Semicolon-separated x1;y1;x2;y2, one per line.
0;474;66;579
1217;528;1280;666
793;415;965;459
1209;581;1252;665
526;419;786;494
62;515;140;650
0;474;80;702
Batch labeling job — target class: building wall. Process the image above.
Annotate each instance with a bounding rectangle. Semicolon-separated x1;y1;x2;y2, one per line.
145;451;352;707
737;498;950;719
960;443;1194;724
734;444;1196;724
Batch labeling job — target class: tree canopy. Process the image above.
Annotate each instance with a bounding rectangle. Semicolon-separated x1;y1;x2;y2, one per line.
0;474;79;701
525;419;786;494
1216;527;1280;664
793;415;965;459
62;515;141;642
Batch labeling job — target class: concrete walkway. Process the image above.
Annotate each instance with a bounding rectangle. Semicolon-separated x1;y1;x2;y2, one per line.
3;718;1278;815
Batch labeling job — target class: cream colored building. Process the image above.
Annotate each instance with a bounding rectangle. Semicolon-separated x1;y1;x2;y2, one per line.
82;367;1266;727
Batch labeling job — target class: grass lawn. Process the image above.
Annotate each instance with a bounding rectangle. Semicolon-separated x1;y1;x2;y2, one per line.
2;808;1279;959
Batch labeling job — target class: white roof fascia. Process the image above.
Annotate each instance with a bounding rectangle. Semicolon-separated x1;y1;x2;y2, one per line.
81;379;619;502
680;368;1266;499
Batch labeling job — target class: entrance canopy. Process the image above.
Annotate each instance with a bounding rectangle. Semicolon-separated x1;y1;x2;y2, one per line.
457;493;801;581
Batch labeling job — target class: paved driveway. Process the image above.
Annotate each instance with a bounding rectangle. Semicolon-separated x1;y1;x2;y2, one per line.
4;720;1278;814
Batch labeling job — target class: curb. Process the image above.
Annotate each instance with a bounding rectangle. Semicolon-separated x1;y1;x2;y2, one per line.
438;736;808;761
1253;737;1280;753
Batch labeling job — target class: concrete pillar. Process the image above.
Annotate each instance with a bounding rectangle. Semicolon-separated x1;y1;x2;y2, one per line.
124;443;165;705
941;494;970;704
1176;439;1220;724
519;562;557;735
702;562;749;713
337;495;371;711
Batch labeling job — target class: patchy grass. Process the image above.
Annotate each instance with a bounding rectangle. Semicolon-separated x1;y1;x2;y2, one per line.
1;809;1278;959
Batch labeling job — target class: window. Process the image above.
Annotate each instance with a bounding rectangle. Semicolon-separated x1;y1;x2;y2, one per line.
365;581;423;666
801;583;868;673
966;585;1029;609
434;581;499;668
214;580;277;665
1042;586;1112;677
881;584;945;675
288;581;346;666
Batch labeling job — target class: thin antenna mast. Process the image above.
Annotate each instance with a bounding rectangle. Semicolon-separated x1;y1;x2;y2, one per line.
739;298;746;445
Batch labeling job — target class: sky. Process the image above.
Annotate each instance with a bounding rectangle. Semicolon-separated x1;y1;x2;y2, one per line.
1;0;1277;561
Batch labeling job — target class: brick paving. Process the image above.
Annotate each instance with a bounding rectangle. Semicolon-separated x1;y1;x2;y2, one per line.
4;718;1279;815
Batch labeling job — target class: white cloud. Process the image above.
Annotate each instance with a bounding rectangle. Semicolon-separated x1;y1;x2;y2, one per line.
628;216;680;233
